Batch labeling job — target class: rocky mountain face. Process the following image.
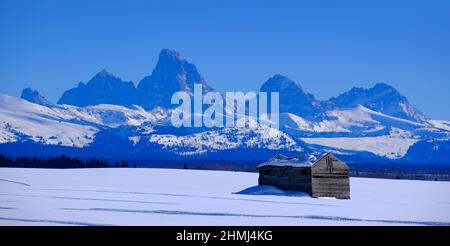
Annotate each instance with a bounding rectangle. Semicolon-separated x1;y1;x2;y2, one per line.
260;75;321;118
1;49;449;164
58;69;137;107
21;87;54;107
58;49;213;110
56;49;426;122
324;83;428;121
137;49;213;110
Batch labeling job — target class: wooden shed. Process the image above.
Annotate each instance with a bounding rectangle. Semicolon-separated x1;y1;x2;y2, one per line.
257;152;350;199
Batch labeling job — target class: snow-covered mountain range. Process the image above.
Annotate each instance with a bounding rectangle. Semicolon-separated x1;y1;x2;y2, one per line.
1;49;449;164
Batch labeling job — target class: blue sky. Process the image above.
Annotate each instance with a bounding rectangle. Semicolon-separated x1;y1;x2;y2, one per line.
1;0;449;119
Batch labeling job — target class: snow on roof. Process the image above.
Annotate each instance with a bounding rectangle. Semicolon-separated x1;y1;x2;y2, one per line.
257;152;329;168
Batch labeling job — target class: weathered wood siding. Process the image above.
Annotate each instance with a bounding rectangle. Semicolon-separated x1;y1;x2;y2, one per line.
258;166;312;194
311;153;350;199
257;153;351;199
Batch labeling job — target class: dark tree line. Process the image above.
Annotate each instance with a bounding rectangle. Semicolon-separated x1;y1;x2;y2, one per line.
0;154;132;169
347;163;450;181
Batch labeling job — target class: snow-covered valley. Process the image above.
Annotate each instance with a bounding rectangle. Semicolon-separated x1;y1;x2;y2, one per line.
0;168;449;226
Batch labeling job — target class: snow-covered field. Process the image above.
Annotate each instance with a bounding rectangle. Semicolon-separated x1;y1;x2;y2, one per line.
0;168;449;226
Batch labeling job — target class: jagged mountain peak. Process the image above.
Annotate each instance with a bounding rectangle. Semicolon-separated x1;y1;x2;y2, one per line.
159;49;184;62
267;74;291;82
58;70;137;107
57;50;214;109
262;74;304;91
95;69;114;78
45;49;433;123
88;69;125;85
373;82;393;89
327;83;427;121
137;49;213;110
260;74;320;118
20;87;53;107
370;83;402;96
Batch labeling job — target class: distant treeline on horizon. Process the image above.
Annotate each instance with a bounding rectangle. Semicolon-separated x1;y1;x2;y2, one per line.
1;154;450;181
0;154;132;169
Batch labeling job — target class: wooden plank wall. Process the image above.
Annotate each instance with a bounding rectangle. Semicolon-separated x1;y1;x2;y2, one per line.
311;177;350;199
258;154;351;199
258;166;312;194
311;156;350;199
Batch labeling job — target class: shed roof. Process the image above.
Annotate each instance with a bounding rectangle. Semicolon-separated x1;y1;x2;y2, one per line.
257;152;329;168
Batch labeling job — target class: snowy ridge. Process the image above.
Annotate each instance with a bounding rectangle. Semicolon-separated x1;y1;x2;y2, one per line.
1;92;450;161
428;120;450;131
0;93;303;155
148;125;302;155
0;94;166;147
301;128;420;159
279;105;428;135
0;94;97;147
2;48;448;163
53;104;167;128
278;105;449;159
